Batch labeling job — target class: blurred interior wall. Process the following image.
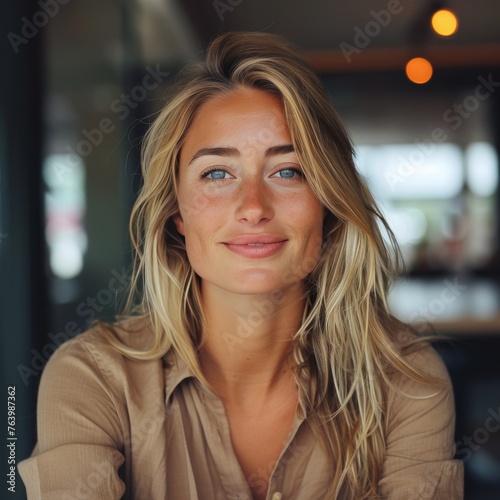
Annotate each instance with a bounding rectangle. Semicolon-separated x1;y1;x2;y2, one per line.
1;2;48;498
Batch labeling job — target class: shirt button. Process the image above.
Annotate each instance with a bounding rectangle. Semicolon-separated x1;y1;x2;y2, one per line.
271;493;283;500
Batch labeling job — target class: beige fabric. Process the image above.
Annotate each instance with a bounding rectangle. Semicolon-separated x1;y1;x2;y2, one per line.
18;321;463;499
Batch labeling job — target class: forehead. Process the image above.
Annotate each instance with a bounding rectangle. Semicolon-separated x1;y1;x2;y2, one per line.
180;88;292;163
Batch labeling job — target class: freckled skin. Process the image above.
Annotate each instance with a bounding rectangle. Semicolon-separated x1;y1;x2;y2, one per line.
173;88;324;499
174;87;324;298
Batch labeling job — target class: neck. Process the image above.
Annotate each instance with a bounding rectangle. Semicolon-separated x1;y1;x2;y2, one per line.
198;281;307;404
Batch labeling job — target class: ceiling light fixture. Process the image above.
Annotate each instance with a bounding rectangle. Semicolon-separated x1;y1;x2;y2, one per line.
405;2;459;84
406;57;433;84
431;8;459;37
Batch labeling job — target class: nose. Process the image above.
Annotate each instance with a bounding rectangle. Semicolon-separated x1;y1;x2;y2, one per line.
235;178;274;225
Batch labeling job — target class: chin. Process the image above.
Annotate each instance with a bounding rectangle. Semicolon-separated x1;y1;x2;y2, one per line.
220;273;303;297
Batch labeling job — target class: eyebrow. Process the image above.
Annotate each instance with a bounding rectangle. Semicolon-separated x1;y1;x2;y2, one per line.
188;144;295;165
265;144;295;157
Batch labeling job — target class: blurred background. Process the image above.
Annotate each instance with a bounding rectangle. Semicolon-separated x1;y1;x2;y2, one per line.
1;0;499;498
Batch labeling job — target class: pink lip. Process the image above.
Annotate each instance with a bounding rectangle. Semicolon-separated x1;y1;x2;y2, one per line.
222;235;288;258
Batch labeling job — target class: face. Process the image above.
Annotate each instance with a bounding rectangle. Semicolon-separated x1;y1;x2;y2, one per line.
174;87;324;297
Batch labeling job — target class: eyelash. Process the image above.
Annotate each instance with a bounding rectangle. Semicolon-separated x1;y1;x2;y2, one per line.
274;167;303;179
200;166;230;181
199;166;303;181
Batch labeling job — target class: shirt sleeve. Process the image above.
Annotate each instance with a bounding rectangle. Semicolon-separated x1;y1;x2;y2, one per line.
17;337;126;499
378;344;464;499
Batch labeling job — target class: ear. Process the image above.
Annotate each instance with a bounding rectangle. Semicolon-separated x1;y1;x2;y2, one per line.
173;213;185;235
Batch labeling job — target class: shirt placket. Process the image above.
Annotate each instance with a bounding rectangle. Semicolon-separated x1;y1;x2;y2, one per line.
265;410;306;500
198;385;254;500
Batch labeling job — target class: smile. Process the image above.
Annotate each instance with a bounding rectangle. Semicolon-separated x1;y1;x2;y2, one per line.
222;236;288;258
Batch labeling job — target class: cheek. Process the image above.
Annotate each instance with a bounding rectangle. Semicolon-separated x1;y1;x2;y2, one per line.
178;191;209;225
300;226;324;276
177;192;226;252
181;221;210;276
293;195;324;268
289;193;324;234
178;181;230;223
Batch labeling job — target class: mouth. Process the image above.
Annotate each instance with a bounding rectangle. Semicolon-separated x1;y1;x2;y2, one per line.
222;235;288;245
221;236;288;258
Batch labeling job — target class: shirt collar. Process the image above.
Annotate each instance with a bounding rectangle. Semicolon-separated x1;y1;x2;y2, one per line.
162;348;199;402
162;348;309;420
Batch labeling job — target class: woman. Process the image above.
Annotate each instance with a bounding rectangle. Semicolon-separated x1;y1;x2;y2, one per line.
19;32;463;499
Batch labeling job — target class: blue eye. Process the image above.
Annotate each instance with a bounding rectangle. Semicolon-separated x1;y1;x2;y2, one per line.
201;168;229;180
275;168;302;179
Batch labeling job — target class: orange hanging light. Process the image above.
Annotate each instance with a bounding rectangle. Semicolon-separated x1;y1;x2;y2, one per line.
405;57;433;84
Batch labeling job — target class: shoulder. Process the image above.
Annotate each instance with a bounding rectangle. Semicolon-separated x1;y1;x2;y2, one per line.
77;314;156;350
51;315;155;361
41;315;163;401
388;339;452;397
384;340;456;452
35;315;170;448
379;339;463;497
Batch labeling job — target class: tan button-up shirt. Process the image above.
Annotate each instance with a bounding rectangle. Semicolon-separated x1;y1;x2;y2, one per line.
18;321;463;499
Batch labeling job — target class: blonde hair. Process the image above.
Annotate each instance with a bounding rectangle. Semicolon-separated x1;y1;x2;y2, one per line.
101;31;438;498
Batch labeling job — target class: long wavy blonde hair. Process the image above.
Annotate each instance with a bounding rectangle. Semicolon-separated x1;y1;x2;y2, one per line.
102;31;438;498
